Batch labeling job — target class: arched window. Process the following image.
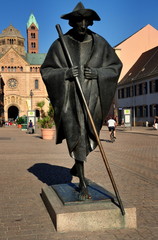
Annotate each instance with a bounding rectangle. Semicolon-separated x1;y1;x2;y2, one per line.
35;79;39;89
9;39;14;44
31;33;36;38
31;42;36;48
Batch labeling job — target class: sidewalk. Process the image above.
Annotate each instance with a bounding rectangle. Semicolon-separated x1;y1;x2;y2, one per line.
115;125;158;135
0;125;158;240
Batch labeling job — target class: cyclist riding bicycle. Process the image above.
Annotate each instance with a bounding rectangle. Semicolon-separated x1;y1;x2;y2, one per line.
107;116;117;140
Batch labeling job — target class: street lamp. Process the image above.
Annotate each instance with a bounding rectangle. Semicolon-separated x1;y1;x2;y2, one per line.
30;89;34;110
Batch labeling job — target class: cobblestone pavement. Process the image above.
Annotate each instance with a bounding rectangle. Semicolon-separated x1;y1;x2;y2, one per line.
0;125;157;240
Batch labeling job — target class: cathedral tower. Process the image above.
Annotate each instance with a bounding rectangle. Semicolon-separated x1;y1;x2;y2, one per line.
27;14;39;53
0;25;25;55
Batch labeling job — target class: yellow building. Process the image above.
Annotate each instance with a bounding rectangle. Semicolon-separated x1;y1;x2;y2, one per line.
0;14;48;121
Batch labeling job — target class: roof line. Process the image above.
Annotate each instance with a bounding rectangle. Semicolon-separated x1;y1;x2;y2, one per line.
27;13;39;29
134;48;158;79
114;24;156;48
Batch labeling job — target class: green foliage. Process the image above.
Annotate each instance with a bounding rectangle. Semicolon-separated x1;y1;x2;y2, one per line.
37;101;55;129
38;115;54;128
16;116;25;124
22;115;27;124
36;101;45;109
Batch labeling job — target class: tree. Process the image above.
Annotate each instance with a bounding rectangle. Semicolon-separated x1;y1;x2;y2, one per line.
36;101;54;128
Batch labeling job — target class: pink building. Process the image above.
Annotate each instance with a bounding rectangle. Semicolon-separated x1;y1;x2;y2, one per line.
115;24;158;81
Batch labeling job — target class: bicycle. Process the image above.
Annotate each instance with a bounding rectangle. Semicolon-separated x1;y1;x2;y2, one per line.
110;129;115;143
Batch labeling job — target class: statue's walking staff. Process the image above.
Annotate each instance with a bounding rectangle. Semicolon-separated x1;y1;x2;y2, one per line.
56;24;125;216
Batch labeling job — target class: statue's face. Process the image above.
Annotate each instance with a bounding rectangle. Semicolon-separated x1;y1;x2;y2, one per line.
73;18;90;36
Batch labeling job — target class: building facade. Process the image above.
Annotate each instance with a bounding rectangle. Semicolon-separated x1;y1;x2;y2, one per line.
117;47;158;126
0;14;48;122
115;24;158;81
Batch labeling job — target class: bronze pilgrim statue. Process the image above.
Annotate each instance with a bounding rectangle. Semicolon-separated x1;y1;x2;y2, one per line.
40;2;122;200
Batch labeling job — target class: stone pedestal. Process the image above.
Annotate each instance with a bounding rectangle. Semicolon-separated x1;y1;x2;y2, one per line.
41;182;137;232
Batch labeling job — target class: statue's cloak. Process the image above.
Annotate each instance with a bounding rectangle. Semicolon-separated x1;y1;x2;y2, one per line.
40;30;122;157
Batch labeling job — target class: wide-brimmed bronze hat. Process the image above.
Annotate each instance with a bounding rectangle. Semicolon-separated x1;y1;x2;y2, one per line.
61;2;101;21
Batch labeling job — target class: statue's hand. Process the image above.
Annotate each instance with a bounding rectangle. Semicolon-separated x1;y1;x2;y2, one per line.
65;66;79;80
84;67;98;79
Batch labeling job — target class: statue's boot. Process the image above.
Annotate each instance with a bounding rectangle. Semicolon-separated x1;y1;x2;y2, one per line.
75;160;91;200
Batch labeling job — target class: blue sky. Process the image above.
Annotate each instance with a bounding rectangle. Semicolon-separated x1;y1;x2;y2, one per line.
0;0;158;53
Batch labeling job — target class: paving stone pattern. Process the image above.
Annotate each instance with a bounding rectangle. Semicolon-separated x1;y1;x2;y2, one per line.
0;125;157;240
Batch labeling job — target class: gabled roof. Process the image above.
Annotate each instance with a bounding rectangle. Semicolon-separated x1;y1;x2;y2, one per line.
119;46;158;85
25;53;46;65
0;24;24;39
0;47;29;64
114;24;158;48
0;47;46;65
27;13;39;29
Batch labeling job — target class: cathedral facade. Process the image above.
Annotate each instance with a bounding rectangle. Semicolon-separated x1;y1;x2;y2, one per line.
0;14;48;121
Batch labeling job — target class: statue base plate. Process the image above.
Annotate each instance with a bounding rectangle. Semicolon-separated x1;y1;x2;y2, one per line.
41;182;137;232
51;182;115;205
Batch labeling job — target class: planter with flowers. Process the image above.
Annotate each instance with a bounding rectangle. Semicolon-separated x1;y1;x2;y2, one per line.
37;101;55;140
16;116;25;128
